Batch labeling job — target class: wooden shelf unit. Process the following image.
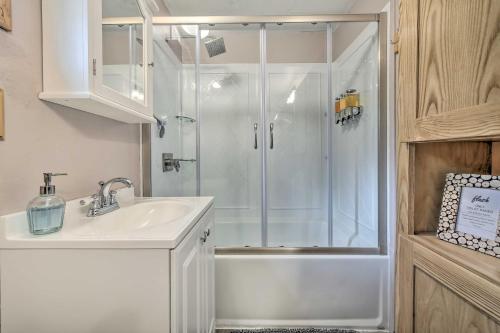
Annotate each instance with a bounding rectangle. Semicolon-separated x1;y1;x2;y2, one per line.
413;141;494;234
411;234;500;286
395;0;500;331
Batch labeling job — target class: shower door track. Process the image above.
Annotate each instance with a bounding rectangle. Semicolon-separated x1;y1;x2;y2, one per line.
215;247;382;255
148;13;388;255
152;14;380;25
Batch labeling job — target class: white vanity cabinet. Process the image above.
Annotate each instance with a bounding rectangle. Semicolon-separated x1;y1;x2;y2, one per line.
39;0;155;123
171;208;215;333
0;197;215;333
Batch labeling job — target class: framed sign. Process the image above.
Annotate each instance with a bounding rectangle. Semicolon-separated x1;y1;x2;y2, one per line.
437;173;500;258
0;0;11;31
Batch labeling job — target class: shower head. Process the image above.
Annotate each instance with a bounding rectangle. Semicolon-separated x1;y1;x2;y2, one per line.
204;37;226;57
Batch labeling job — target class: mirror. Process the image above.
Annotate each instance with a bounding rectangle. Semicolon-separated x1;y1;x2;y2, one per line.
102;0;145;103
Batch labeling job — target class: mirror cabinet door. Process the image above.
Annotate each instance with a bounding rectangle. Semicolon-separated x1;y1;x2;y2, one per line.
101;0;146;104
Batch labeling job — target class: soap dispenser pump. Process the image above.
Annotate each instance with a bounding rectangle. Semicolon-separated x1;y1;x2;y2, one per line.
27;173;68;235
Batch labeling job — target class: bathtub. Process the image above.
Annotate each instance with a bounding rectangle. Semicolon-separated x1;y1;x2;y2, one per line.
215;254;390;330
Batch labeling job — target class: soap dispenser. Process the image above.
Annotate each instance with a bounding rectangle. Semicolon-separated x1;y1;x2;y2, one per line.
27;173;67;235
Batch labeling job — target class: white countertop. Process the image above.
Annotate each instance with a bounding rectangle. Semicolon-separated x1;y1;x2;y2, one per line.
0;190;214;249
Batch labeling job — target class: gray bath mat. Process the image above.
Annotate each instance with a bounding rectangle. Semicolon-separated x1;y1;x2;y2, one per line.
226;329;358;333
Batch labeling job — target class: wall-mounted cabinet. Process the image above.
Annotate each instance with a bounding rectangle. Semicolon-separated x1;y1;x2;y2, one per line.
39;0;155;124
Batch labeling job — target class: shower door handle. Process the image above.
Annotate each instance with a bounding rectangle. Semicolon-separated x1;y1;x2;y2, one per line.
269;123;274;150
253;123;258;149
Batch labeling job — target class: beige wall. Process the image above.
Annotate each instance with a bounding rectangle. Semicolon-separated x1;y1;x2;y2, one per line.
0;0;141;215
157;0;388;64
176;29;327;64
333;0;389;60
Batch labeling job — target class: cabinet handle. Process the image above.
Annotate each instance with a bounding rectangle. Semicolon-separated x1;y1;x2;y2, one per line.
148;62;154;67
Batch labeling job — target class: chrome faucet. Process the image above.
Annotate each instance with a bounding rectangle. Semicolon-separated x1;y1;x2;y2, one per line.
87;177;133;217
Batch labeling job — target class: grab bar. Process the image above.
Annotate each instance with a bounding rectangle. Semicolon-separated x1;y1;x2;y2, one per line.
270;123;274;149
254;123;258;149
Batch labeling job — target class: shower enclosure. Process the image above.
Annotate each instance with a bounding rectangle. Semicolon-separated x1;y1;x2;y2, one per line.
147;13;392;330
149;15;386;251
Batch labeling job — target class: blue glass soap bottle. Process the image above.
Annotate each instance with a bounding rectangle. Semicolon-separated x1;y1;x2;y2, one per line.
27;173;67;235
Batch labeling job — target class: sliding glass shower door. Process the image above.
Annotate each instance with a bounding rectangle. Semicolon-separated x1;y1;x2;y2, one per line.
184;19;385;250
198;23;329;248
198;25;263;247
265;24;329;247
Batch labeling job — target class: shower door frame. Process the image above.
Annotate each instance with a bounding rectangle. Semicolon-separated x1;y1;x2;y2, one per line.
149;13;388;255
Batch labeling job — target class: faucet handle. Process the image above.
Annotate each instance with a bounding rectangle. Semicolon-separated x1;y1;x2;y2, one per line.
173;159;181;172
91;194;100;205
109;190;118;205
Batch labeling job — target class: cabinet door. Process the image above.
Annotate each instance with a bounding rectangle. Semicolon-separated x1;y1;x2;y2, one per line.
171;222;203;333
92;0;153;116
398;0;500;142
202;210;216;333
414;269;500;333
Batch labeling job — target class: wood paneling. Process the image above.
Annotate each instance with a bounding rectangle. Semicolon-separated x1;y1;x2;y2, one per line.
413;104;500;142
397;0;418;141
412;235;500;286
413;142;491;233
414;269;500;333
413;237;500;321
396;0;500;331
493;142;500;175
417;0;500;118
397;143;415;235
395;235;415;333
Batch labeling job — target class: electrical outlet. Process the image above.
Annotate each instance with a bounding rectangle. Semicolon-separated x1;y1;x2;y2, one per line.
0;88;4;140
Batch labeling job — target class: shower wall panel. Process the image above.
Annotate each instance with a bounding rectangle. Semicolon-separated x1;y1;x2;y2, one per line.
151;36;183;196
331;23;379;247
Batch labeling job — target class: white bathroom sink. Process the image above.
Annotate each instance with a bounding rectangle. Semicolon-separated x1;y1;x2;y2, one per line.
74;200;193;236
0;192;214;249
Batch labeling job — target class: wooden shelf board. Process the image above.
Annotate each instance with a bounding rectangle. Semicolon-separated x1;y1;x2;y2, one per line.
410;234;500;287
407;103;500;143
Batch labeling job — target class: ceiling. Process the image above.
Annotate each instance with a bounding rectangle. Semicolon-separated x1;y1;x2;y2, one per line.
160;0;356;16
